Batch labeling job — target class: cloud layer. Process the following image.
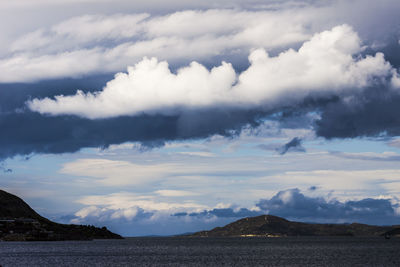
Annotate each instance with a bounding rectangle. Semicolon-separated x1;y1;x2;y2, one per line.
0;9;313;83
3;0;400;83
28;25;398;119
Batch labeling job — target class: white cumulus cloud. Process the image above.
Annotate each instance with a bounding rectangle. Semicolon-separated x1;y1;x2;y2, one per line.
28;25;397;119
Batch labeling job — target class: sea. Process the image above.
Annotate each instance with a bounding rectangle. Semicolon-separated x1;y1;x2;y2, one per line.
1;236;399;266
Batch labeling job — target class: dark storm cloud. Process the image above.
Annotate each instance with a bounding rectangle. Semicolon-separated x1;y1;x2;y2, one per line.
315;86;400;139
0;112;172;158
256;189;400;225
0;79;267;159
0;75;113;112
311;36;400;139
259;68;400;141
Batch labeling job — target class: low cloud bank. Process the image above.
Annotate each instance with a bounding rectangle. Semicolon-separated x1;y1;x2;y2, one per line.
256;188;400;225
68;188;400;236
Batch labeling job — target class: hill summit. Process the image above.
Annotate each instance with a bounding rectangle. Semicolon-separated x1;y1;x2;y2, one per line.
191;215;399;238
0;189;122;241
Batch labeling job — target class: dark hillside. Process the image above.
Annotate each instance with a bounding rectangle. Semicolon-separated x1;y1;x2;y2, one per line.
0;190;47;220
191;215;399;238
0;189;122;241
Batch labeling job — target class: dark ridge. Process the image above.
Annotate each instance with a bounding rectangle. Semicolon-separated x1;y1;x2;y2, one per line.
191;215;400;238
0;190;50;221
0;189;122;241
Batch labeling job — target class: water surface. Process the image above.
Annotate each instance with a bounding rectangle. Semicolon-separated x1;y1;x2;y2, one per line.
1;236;399;266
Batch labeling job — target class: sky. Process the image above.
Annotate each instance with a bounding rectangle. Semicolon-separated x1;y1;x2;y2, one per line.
1;0;400;236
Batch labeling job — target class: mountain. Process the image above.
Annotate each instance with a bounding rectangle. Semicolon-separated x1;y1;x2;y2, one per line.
191;215;400;238
0;189;122;241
